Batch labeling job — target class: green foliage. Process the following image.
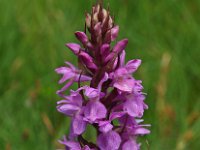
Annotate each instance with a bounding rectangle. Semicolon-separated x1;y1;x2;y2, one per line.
0;0;200;149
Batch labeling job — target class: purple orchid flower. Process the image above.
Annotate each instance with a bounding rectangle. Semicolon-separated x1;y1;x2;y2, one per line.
56;2;150;150
55;62;91;96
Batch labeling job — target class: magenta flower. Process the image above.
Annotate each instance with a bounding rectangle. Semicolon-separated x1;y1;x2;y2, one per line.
56;2;150;150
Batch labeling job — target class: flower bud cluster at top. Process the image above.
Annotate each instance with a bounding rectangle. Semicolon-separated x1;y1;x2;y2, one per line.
55;2;150;150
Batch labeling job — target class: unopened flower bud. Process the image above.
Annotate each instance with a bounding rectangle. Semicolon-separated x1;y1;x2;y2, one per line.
65;43;81;55
85;13;91;28
105;39;128;63
111;25;119;41
100;44;110;57
79;52;98;70
75;31;88;45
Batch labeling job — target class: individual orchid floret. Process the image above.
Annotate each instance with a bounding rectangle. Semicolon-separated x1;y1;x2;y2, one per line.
123;93;148;118
83;100;107;123
57;90;87;135
110;68;135;93
56;89;83;115
55;1;150;150
55;62;91;95
109;57;142;93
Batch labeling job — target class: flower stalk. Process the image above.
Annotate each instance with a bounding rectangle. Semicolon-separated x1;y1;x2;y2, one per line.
56;2;150;150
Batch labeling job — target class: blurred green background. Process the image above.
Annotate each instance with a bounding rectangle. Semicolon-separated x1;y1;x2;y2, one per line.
1;0;200;149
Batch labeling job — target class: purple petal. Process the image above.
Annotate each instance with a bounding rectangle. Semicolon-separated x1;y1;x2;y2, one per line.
57;99;69;105
135;119;144;124
98;72;109;91
55;67;75;84
97;131;121;150
109;111;126;121
113;39;128;53
64;141;81;150
55;67;71;74
98;121;113;133
119;50;126;67
115;67;130;77
79;52;98;70
124;99;142;118
66;43;81;54
111;68;136;93
57;103;80;116
57;92;83;116
111;25;119;41
84;101;107;123
119;115;137;127
113;50;126;69
124;94;147;118
74;74;92;82
58;74;73;84
71;116;87;135
59;136;81;150
65;61;76;70
58;78;74;93
122;139;140;150
104;30;111;43
134;127;150;135
125;59;141;73
74;31;94;50
84;86;101;99
133;80;144;93
69;91;83;106
114;77;135;93
75;31;88;45
100;44;110;58
105;39;128;63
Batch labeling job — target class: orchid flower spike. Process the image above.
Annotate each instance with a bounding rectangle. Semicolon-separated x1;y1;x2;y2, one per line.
55;2;150;150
